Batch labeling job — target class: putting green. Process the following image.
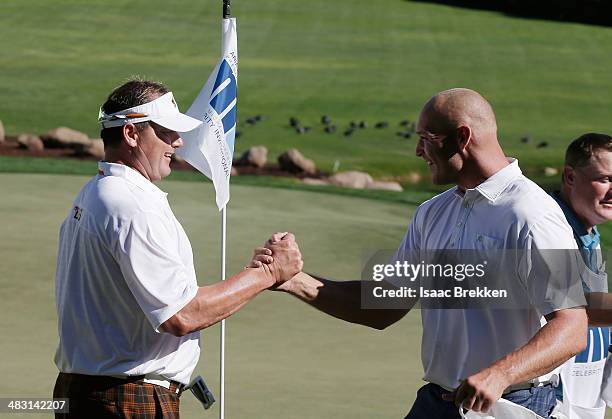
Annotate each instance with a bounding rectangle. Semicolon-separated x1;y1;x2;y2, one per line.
2;173;610;418
0;173;421;418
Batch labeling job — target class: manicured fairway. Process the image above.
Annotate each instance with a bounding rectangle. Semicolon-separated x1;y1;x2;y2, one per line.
0;173;422;418
1;0;611;180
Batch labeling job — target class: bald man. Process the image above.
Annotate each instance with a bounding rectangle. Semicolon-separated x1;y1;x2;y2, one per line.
251;88;587;418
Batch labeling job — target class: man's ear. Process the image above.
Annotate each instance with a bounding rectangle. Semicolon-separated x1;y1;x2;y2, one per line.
456;125;472;153
122;123;138;148
563;165;575;187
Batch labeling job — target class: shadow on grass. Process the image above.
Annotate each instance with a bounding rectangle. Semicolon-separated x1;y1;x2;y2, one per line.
407;0;612;28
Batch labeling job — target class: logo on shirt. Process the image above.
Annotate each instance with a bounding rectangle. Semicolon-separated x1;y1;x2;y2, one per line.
73;206;82;221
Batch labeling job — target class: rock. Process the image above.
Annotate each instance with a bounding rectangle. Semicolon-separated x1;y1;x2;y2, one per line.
407;172;422;184
17;134;44;151
231;167;239;176
544;167;559;177
236;146;268;168
278;149;316;175
73;138;104;159
302;178;330;186
329;171;373;189
86;139;105;159
368;181;403;192
41;127;90;149
0;120;5;143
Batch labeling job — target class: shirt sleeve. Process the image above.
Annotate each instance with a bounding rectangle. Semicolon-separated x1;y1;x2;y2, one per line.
521;212;587;315
114;211;199;332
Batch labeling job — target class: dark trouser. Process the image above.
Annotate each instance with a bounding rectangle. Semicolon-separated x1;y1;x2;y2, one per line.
405;383;556;419
53;372;182;419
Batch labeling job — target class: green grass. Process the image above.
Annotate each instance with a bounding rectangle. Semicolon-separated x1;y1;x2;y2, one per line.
0;173;422;419
2;172;612;418
1;0;611;181
3;154;612;247
2;1;612;414
0;155;439;205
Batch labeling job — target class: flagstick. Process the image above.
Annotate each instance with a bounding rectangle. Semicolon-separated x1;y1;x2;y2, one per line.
220;205;227;419
223;0;230;19
220;3;230;419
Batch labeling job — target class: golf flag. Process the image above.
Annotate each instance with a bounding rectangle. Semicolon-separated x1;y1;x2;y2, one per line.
177;18;238;210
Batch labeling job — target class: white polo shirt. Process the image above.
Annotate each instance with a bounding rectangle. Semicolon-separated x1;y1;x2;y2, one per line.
54;162;199;385
396;159;585;390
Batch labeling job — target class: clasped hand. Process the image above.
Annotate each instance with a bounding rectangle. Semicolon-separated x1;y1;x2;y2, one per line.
248;232;303;286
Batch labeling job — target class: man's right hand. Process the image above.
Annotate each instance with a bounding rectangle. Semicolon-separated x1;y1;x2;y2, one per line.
250;232;303;285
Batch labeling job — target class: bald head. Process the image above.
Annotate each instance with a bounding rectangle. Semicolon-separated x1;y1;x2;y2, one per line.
421;88;497;137
415;88;509;188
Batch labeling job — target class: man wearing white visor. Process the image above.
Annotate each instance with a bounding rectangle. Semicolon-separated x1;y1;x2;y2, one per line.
53;79;303;418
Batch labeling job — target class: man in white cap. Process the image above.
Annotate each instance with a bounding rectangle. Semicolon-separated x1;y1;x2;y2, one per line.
53;79;303;418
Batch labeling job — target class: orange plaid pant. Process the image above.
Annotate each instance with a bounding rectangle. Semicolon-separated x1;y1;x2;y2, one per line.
53;373;182;418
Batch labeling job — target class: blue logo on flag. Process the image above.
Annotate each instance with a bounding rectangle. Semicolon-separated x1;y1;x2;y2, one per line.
209;59;237;152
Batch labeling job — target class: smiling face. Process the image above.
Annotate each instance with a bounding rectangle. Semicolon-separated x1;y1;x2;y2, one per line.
132;122;183;182
565;150;612;229
415;109;463;185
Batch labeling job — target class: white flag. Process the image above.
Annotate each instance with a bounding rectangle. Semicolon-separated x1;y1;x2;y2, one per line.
178;18;238;210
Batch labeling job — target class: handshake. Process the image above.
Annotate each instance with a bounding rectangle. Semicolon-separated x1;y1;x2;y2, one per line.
247;232;304;288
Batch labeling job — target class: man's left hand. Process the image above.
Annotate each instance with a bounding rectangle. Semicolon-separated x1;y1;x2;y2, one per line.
441;366;509;413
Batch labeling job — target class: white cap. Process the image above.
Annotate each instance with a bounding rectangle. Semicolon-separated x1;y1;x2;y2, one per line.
98;92;202;133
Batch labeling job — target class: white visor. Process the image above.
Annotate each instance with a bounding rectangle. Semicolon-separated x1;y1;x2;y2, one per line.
98;92;202;133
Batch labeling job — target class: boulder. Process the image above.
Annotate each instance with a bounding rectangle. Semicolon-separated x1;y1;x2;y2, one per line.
231;167;239;176
368;181;403;192
407;171;422;184
302;178;330;186
41;127;91;149
17;134;44;152
329;171;373;189
236;146;267;168
0;120;5;143
85;139;105;159
544;167;559;177
278;148;316;175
